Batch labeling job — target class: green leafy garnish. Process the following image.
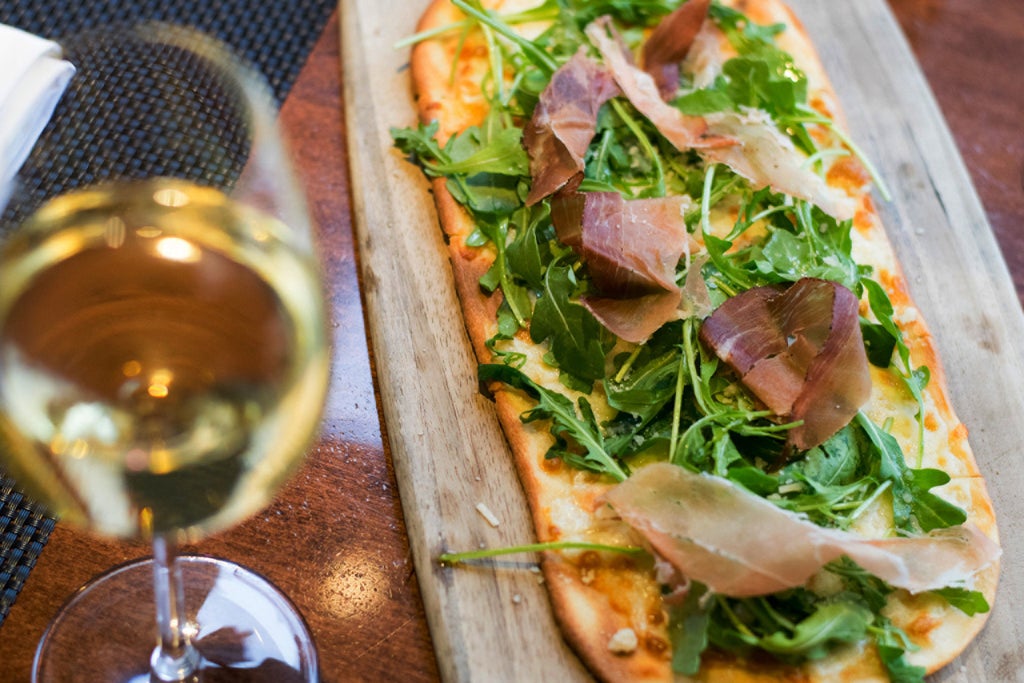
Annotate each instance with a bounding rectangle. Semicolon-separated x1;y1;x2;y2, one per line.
862;278;930;465
756;601;873;658
931;586;991;616
530;260;613;386
669;582;712;675
857;412;966;532
478;363;628;481
439;540;644;565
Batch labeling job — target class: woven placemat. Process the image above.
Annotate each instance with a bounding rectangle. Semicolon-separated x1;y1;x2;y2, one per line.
0;0;336;105
0;0;336;627
1;473;55;624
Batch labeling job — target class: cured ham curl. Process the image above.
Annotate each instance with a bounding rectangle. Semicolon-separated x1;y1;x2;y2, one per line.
641;0;712;100
579;290;683;346
523;49;620;206
551;191;689;297
585;19;731;152
699;278;871;452
605;463;1001;598
702;110;858;220
551;191;694;343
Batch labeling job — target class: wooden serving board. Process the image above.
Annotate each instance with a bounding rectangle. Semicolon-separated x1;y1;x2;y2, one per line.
340;1;1024;681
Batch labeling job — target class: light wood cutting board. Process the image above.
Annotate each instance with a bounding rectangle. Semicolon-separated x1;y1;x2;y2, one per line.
340;1;1024;680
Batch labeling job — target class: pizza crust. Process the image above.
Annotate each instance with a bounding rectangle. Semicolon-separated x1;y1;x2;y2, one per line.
407;1;1000;681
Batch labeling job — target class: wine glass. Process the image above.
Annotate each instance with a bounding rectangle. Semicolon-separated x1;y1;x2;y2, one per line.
0;24;329;682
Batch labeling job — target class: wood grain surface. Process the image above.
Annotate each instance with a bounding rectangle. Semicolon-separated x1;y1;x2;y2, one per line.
0;1;1021;682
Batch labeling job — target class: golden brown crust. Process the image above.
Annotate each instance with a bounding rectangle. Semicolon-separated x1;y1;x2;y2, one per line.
408;1;1000;681
411;0;495;141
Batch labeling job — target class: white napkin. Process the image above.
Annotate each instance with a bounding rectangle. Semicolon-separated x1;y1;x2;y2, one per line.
1;24;75;206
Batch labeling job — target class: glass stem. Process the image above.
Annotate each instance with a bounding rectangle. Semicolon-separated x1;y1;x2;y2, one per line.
150;535;201;682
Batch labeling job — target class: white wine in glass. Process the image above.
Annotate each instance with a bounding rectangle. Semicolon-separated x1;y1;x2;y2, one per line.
0;26;329;683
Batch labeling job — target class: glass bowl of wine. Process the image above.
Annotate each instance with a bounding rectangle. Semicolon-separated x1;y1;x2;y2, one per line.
0;24;329;683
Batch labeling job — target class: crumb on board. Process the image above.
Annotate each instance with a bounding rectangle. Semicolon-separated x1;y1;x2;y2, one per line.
475;502;500;527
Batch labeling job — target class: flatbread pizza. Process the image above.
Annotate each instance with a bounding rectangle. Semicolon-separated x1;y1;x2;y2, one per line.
391;1;1000;681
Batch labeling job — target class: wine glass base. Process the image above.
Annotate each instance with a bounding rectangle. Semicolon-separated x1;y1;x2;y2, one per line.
33;555;318;683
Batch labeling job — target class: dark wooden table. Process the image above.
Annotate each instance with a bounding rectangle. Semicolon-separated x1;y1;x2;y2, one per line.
0;2;1021;681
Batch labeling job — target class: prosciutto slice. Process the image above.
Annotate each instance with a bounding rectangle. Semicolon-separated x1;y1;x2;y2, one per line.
551;191;693;343
642;0;712;100
699;278;871;452
523;48;620;205
702;110;858;220
680;19;728;90
582;290;683;345
585;18;731;152
552;191;689;296
605;462;1001;598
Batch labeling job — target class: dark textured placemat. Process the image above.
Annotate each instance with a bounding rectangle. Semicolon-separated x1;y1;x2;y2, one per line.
1;473;55;624
0;1;336;105
0;0;336;627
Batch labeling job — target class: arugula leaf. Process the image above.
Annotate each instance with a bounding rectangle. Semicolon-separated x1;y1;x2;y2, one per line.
861;317;899;367
605;322;685;423
698;176;863;295
797;426;869;486
669;582;711;675
392;119;528;178
478;363;628;481
930;587;991;616
698;166;760;292
562;0;680;27
703;589;877;666
856;412;967;532
584;99;682;198
790;103;893;201
391;121;448;170
449;173;524;218
439;539;644;565
703;231;756;291
476;217;532;327
775;425;881;528
505;204;554;290
393;113;529;224
710;3;786;46
860;276;933;464
485;303;528;368
721;56;807;120
826;557;893;611
753;219;860;290
757;601;872;659
826;559;925;683
393;0;562;50
875;643;926;683
442;125;530;176
903;468;967;531
530;261;612;385
675;87;734;115
674;410;791;474
609;99;667;197
606;348;680;423
861;279;911;369
727;465;778;496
